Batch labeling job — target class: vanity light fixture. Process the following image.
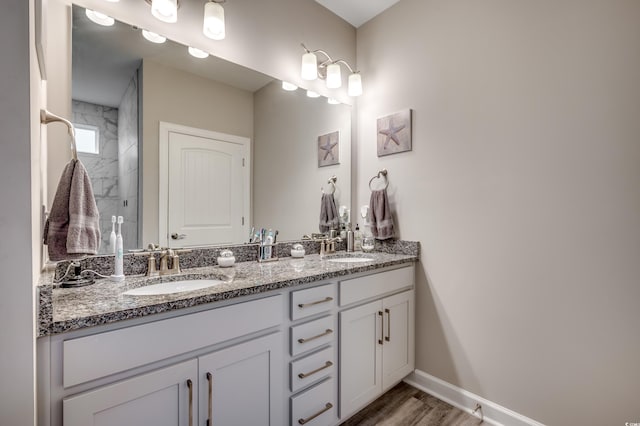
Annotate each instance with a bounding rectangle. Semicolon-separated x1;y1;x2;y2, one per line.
141;29;166;44
85;9;115;26
147;0;178;23
327;98;340;105
306;90;320;98
282;81;298;91
188;46;209;58
300;43;362;96
203;0;226;40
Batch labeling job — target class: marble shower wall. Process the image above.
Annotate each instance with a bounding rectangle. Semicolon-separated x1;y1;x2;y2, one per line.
118;72;140;250
72;100;119;254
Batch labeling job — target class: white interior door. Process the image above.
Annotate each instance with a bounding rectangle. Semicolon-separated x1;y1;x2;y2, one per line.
161;123;249;247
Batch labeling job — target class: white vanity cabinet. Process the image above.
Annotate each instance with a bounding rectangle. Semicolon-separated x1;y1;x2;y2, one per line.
338;266;415;419
63;359;197;426
44;295;284;426
63;332;283;426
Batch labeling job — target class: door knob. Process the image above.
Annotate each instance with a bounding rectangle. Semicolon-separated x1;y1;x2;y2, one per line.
171;233;187;240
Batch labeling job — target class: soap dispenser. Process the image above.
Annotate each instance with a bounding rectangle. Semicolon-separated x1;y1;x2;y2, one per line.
346;224;355;252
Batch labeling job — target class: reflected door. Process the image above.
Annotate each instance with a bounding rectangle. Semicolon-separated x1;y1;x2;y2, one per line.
162;123;249;247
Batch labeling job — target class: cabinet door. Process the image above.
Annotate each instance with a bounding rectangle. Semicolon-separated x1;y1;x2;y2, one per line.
198;332;283;426
63;359;198;426
382;290;415;391
339;299;383;418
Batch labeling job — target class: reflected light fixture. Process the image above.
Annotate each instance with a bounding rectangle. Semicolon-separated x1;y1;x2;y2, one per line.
85;9;115;26
203;0;226;40
306;90;320;98
148;0;178;23
282;81;298;91
327;98;340;105
300;43;362;96
141;29;166;44
188;46;209;58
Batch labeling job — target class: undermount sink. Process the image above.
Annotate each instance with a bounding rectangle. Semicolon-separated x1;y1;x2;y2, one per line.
122;279;225;296
325;256;375;263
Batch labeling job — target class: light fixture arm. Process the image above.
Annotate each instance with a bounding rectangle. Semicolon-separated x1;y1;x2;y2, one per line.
300;43;358;73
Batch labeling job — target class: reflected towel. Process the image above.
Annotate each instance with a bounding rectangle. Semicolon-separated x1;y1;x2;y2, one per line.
44;159;101;260
319;193;339;233
368;189;395;240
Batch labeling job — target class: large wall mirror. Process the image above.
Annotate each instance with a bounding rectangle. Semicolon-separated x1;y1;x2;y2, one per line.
70;5;351;253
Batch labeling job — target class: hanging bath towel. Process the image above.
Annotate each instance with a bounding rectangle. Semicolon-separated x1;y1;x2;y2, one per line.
368;189;395;240
44;159;101;260
319;193;339;233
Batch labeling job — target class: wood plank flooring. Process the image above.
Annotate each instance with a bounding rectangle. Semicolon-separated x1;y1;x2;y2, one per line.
340;382;483;426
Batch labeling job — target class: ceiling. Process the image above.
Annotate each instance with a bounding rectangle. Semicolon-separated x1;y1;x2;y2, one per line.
314;0;402;28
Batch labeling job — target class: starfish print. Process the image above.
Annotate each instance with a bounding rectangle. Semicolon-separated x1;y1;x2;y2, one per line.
319;134;338;160
379;119;406;149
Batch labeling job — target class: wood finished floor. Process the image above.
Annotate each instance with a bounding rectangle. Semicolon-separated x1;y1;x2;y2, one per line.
340;382;483;426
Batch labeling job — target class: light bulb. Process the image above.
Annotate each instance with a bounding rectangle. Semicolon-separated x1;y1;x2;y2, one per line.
141;30;166;44
327;98;340;105
306;90;320;98
188;46;209;59
348;73;363;97
301;52;318;80
326;63;342;89
282;81;298;91
85;9;115;26
151;0;178;23
203;1;225;40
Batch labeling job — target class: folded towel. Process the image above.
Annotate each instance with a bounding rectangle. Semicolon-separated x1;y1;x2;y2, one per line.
44;159;101;260
368;189;395;240
319;193;339;233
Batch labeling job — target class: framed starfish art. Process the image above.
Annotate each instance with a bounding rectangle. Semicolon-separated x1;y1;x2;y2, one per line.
318;131;340;167
377;109;412;156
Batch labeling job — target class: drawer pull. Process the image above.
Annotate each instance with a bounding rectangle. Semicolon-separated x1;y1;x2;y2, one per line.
298;329;333;344
385;308;391;342
298;297;333;309
298;402;333;425
187;379;193;426
206;372;213;426
298;361;333;379
378;311;384;345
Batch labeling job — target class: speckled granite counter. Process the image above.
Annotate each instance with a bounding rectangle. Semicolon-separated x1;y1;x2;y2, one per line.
38;250;417;336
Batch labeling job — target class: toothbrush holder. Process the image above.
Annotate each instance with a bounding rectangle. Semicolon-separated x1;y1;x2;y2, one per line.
257;242;279;263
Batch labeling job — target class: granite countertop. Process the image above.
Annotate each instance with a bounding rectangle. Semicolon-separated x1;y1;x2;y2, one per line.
38;251;417;336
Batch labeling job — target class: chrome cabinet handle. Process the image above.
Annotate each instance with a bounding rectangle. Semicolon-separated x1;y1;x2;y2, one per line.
206;372;213;426
298;329;333;344
378;311;384;345
385;308;391;342
298;361;333;379
186;379;193;426
298;402;333;425
298;297;333;309
171;233;187;240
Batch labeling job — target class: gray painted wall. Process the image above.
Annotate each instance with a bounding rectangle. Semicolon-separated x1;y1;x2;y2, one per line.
0;0;36;424
356;1;640;424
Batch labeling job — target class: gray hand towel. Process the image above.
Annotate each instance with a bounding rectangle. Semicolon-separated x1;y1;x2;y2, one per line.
319;193;339;233
368;189;395;240
44;159;101;261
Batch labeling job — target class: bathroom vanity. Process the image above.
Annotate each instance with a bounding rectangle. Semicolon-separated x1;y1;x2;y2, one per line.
37;248;417;426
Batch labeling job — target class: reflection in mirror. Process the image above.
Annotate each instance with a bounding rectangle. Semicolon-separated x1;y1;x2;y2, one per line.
71;5;350;253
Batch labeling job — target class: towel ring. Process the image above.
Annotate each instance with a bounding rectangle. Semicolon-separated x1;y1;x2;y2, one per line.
369;169;389;190
321;176;337;195
40;109;78;161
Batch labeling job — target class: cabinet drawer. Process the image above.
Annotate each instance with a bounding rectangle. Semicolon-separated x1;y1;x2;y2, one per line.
290;347;334;393
290;316;335;357
63;295;283;388
290;378;336;426
291;283;336;321
340;266;414;306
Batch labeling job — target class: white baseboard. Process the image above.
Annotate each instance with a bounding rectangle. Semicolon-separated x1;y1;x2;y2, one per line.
403;370;545;426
